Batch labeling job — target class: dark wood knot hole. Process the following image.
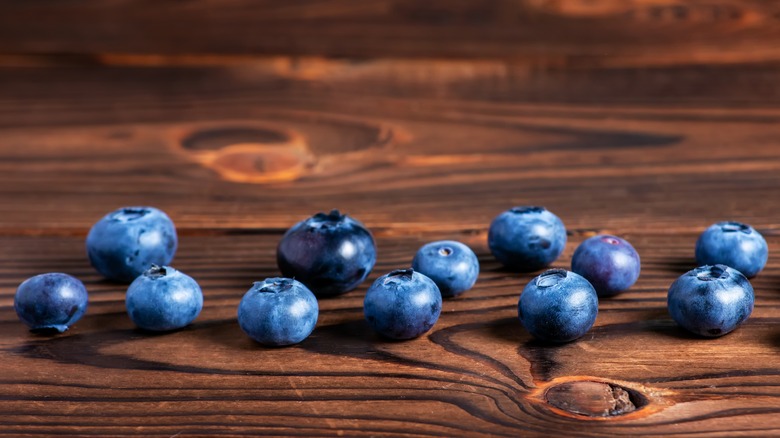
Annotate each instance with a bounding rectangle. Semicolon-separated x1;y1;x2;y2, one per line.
545;380;648;418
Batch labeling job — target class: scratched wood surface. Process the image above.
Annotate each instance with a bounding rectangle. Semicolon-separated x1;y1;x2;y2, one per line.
1;1;780;436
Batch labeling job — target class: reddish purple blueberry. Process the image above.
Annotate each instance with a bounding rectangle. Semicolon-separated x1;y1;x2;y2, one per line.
571;235;641;297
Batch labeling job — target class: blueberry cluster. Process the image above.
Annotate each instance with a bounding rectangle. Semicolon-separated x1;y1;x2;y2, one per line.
13;205;767;346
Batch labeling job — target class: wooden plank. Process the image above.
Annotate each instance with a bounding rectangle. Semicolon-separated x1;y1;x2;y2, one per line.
0;60;779;435
0;1;780;64
0;232;778;436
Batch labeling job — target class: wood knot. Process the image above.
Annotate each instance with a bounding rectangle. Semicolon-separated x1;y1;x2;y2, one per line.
174;119;403;184
529;377;668;420
178;126;314;184
545;380;642;417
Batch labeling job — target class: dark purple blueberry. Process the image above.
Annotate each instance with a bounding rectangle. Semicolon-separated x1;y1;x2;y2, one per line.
277;210;376;297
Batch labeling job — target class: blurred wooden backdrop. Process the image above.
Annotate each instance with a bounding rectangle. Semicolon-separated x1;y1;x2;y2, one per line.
0;1;779;436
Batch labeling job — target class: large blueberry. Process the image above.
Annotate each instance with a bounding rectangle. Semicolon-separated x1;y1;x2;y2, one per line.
667;265;753;337
14;273;88;333
412;240;479;298
571;235;641;297
363;269;442;340
488;206;567;272
277;210;376;297
125;265;203;331
237;277;319;346
518;269;598;343
87;206;178;283
695;221;768;278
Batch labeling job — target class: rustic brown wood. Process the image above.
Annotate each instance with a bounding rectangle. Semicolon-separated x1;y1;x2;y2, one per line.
2;1;780;433
2;0;780;65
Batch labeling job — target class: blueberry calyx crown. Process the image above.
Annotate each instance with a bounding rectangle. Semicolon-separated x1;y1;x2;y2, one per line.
718;221;752;234
255;277;295;293
438;246;453;256
695;265;730;282
384;268;415;283
145;264;170;278
536;269;568;288
111;207;151;222
601;235;621;245
509;206;546;215
308;209;346;230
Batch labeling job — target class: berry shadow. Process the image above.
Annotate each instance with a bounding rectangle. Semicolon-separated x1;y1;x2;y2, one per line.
657;256;697;275
485;316;525;343
644;318;711;340
185;318;269;351
29;327;67;337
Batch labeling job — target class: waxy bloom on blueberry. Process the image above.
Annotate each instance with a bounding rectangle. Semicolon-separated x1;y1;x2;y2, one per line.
87;206;178;283
488;206;567;272
412;240;479;297
518;269;598;343
277;210;376;297
14;273;89;333
126;265;203;332
364;269;442;340
695;221;768;278
572;235;641;297
667;265;753;337
237;278;319;346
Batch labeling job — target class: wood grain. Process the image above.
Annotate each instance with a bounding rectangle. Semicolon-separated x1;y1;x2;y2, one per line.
1;1;780;434
1;0;780;65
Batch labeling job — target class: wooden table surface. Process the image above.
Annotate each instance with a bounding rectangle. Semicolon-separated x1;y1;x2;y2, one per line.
1;1;780;436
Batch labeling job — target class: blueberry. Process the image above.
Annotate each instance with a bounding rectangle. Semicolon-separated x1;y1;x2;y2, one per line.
237;277;319;346
488;206;567;272
518;269;598;343
363;269;442;340
14;273;88;333
125;265;203;331
86;206;178;283
411;240;479;298
695;221;768;278
277;210;376;297
571;235;641;297
667;265;754;337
